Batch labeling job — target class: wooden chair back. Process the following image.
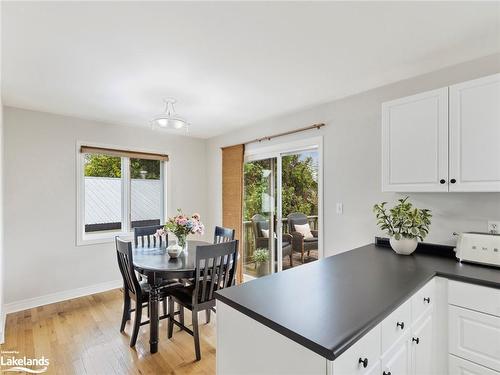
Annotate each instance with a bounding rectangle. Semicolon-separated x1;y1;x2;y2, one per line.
193;240;238;306
134;224;165;248
115;237;141;298
214;226;235;244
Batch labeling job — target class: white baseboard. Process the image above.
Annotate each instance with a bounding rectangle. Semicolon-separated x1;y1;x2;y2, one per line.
4;279;122;315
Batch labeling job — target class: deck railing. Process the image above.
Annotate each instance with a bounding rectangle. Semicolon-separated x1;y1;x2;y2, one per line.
243;215;318;261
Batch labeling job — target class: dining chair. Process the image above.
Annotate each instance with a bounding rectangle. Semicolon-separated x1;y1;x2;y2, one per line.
116;237;174;347
213;226;235;244
134;224;166;248
251;214;293;267
167;240;238;361
287;212;318;263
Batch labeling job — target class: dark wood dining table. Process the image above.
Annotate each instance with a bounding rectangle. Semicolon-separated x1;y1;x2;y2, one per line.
133;240;210;354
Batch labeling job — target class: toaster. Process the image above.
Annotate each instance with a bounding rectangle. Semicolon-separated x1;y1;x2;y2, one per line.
454;232;500;267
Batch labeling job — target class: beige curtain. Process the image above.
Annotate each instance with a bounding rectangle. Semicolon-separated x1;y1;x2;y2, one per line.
222;144;244;283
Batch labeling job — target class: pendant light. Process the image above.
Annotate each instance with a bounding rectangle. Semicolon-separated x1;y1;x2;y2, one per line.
151;98;188;131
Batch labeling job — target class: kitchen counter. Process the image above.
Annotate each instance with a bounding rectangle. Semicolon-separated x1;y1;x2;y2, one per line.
215;243;500;361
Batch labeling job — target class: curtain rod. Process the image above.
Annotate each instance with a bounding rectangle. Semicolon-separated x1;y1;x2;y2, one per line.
222;123;325;149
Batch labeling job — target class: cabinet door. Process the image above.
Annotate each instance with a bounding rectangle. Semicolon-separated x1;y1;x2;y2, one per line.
449;73;500;191
382;88;448;192
449;305;500;372
381;335;411;375
411;313;434;375
449;355;500;375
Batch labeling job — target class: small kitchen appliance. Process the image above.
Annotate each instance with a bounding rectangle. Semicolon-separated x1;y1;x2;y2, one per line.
454;232;500;267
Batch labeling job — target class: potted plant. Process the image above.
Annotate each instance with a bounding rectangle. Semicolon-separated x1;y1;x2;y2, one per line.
253;248;270;276
373;196;432;255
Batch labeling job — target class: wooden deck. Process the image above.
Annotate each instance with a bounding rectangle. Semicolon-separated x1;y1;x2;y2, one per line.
1;289;216;374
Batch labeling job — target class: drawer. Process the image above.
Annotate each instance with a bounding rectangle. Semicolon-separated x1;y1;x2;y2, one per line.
449;305;500;372
449;354;500;375
381;299;411;354
448;280;500;317
333;324;381;375
411;278;435;324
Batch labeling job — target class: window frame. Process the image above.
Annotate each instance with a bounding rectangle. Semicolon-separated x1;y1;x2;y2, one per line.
76;141;169;246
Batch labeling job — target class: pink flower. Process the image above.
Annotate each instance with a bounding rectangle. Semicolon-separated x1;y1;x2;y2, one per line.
154;228;166;238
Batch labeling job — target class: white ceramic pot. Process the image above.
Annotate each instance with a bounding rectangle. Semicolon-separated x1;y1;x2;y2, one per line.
389;237;418;255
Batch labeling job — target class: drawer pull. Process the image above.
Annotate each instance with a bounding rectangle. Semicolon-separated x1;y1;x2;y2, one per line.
383;372;392;375
412;337;420;344
423;297;431;303
396;321;405;330
358;357;368;368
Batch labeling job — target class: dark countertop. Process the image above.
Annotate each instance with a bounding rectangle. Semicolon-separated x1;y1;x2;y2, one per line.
215;244;500;361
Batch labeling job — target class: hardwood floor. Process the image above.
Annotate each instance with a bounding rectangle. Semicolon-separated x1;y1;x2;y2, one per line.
0;289;216;374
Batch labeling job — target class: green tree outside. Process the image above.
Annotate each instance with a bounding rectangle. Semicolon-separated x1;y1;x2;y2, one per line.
243;153;318;221
84;154;161;179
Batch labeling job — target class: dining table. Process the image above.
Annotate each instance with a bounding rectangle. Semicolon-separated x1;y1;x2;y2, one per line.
133;239;210;354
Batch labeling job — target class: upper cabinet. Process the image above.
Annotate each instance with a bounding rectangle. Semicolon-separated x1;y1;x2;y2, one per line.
382;73;500;192
382;87;449;192
449;74;500;192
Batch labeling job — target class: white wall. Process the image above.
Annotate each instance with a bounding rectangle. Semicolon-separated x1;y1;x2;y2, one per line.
206;53;500;256
3;107;208;305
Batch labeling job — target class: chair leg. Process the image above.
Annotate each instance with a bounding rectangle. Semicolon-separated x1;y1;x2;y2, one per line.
289;254;293;267
168;298;175;339
307;250;311;257
120;294;131;332
179;305;185;326
301;248;305;263
205;309;211;324
130;302;142;347
162;297;168;316
192;310;201;361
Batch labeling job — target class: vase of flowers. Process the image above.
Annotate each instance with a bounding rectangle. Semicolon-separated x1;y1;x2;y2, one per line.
373;196;432;255
164;209;205;253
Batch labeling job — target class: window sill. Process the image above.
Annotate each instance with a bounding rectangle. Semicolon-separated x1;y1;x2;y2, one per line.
77;231;133;246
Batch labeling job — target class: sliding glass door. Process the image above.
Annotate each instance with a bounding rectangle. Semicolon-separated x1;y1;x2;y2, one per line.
243;147;320;279
242;158;276;278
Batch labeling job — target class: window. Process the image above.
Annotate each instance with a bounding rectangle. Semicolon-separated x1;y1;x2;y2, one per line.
77;145;168;245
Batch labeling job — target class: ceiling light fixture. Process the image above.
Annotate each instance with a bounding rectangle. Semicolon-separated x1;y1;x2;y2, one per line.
151;98;188;131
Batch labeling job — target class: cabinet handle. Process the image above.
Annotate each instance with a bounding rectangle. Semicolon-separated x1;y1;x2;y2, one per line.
412;337;420;344
440;179;446;184
383;372;392;375
424;297;430;303
450;179;456;184
358;357;368;368
396;321;405;330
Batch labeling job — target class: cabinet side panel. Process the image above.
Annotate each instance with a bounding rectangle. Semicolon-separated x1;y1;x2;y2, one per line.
217;301;327;375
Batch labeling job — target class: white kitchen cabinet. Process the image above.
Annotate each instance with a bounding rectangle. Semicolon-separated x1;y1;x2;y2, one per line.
217;278;500;375
449;305;500;372
382;88;449;192
381;334;411;375
411;313;434;375
448;280;500;374
449;354;500;375
333;324;381;375
449;74;500;192
382;73;500;192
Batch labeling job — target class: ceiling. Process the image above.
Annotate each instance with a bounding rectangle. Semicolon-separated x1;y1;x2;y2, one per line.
2;2;500;138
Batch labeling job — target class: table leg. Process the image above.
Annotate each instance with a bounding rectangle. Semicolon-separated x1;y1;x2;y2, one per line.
148;273;159;354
